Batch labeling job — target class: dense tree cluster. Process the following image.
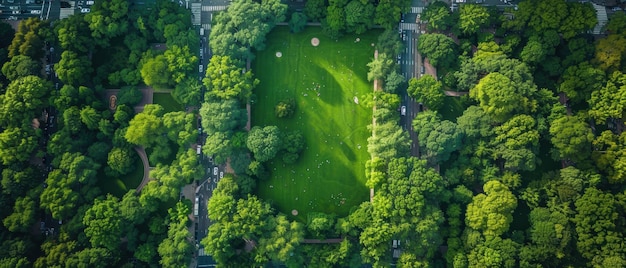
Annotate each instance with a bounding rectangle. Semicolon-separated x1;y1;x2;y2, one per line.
3;0;626;266
0;1;205;266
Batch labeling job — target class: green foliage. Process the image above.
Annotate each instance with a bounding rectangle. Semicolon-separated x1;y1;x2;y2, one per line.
140;54;171;89
492;114;540;172
163;45;198;84
573;187;625;266
85;0;129;45
40;152;101;220
275;98;296;118
605;12;626;34
1;55;40;81
407;75;445;110
559;62;605;104
422;1;454;32
107;147;135;175
0;75;51;127
56;14;93;53
588;72;626;124
83;195;122;251
3;195;36;233
413;110;462;163
305;0;326;22
466;180;517;237
0;127;39;166
289;12;308;33
469;72;536;123
368;120;411;160
7;18;49;59
384;70;406;93
307;212;337;238
247;126;282;162
203;55;259;101
459;4;490;36
367;53;394;82
503;0;596;40
344;0;375;34
56;50;93;86
417;33;458;70
124;104;164;147
209;0;287;61
172;78;202;106
374;0;409;30
158;201;194;267
376;28;404;57
550;115;593;164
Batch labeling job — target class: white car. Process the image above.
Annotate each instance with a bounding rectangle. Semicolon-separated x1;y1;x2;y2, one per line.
401;106;406;116
213;167;218;176
219;172;224;179
31;10;42;14
80;8;90;13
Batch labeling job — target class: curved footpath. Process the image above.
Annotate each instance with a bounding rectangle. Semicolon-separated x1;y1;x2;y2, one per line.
134;146;152;192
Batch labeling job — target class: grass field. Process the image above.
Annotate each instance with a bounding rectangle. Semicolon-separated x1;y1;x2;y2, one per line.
96;150;144;197
153;92;182;113
253;26;378;221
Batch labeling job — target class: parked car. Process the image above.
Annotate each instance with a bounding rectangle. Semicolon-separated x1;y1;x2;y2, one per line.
80;8;90;13
31;10;42;14
219;172;224;179
213;167;218;176
401;106;406;116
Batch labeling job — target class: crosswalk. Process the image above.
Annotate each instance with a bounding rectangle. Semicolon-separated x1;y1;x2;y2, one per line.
410;7;423;14
202;24;212;31
399;23;418;31
201;5;228;12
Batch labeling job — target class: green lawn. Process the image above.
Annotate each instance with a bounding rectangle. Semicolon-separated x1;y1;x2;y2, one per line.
96;150;144;197
253;26;378;221
153;92;182;113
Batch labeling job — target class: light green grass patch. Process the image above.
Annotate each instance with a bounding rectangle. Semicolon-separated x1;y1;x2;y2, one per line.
253;26;378;221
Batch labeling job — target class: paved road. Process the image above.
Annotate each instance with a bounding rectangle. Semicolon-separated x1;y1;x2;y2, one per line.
399;6;425;158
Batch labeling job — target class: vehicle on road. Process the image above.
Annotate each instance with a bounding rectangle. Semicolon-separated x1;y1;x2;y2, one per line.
213;167;218;176
80;8;90;13
31;10;41;14
401;106;406;116
219;172;224;179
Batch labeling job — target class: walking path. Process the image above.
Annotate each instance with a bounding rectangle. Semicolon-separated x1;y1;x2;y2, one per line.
302;238;344;244
134;146;153;192
443;90;468;97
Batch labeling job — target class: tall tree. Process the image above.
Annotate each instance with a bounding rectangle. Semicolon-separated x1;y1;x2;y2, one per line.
550;115;594;164
413;111;463;163
417;34;458;70
203;55;259;101
459;4;490;36
1;55;40;81
247;126;282;162
466;180;517;237
407;75;445;110
55;50;94;86
0;75;51;127
83;195;122;251
158;201;194;267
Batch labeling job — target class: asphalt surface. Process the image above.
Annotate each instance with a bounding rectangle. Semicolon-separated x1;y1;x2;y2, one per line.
399;9;424;158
